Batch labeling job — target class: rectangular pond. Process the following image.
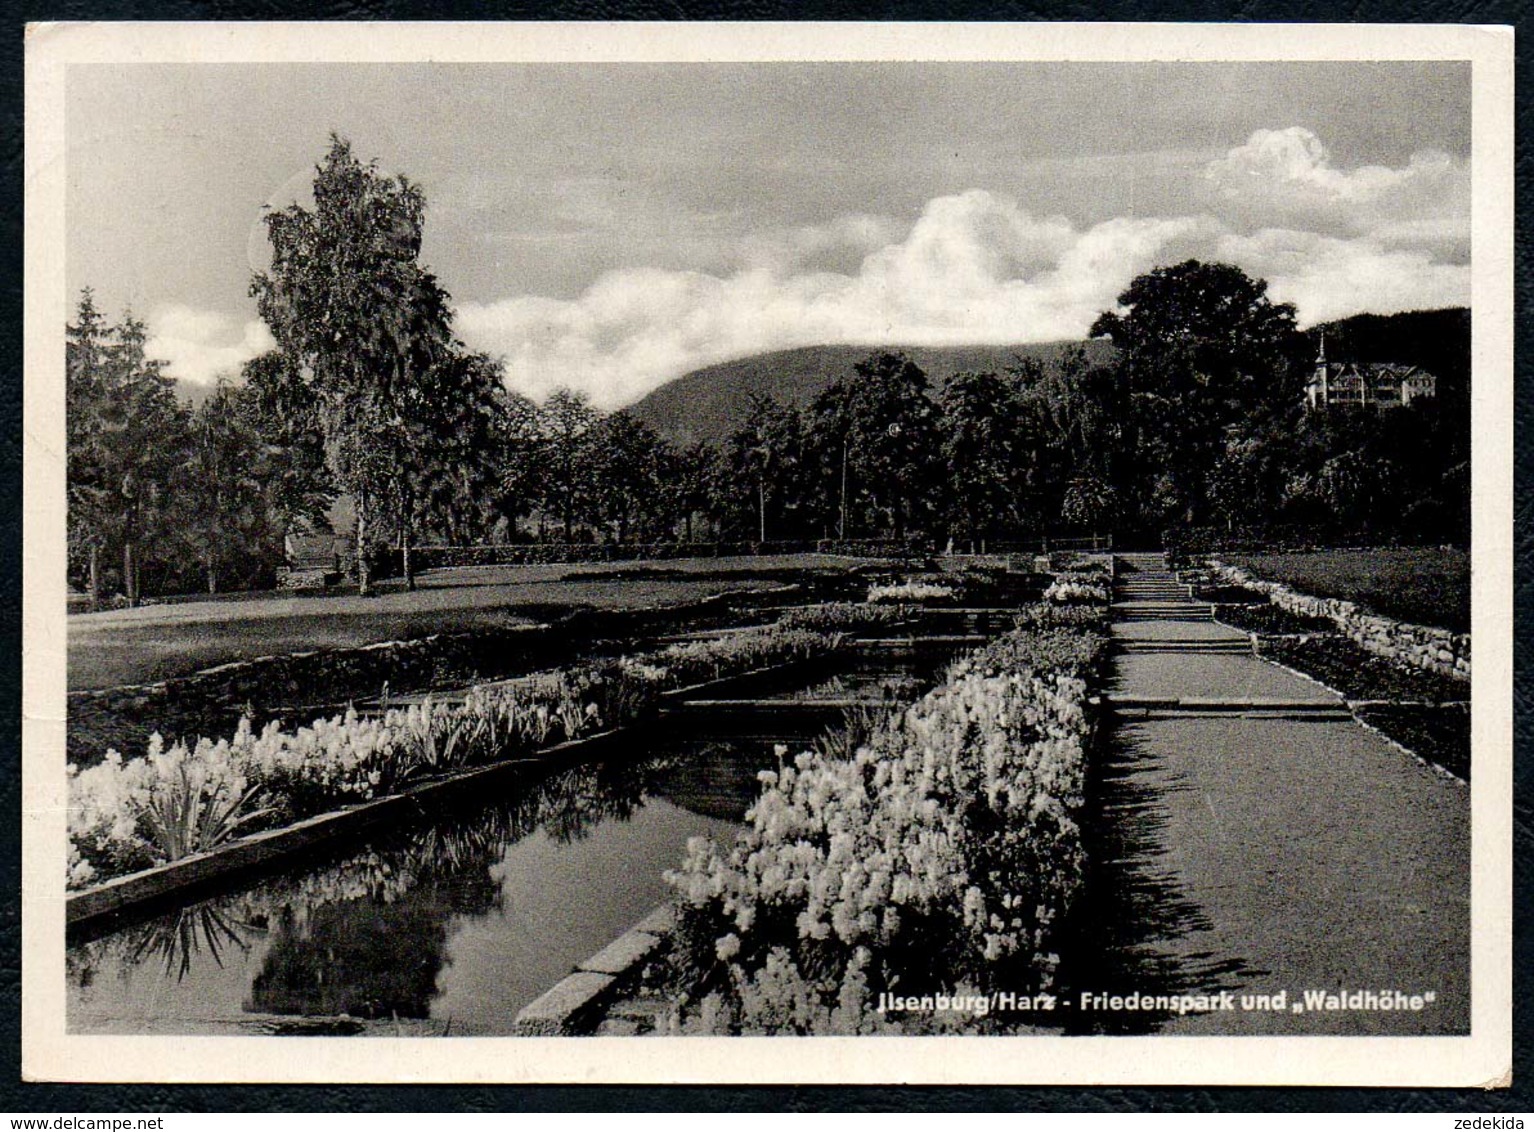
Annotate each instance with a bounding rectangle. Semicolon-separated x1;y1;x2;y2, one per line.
66;645;960;1036
67;739;757;1035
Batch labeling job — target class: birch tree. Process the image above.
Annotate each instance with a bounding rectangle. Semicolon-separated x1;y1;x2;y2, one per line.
251;135;455;596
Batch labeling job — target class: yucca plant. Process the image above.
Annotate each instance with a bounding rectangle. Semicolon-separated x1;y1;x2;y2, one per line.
136;757;271;862
552;699;595;744
455;710;496;765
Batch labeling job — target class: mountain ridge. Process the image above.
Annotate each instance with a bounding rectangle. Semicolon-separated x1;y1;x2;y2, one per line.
627;308;1470;445
626;340;1117;445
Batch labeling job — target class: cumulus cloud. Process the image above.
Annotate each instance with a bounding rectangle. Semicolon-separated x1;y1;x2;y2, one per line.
147;305;275;390
1204;127;1469;256
182;128;1466;411
738;213;903;276
457;191;1220;408
458;176;1468;408
1217;228;1470;325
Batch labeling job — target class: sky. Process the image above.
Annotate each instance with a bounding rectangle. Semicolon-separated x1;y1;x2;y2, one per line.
65;61;1471;408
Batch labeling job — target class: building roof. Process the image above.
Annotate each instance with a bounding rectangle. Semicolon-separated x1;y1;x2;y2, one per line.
1306;361;1437;389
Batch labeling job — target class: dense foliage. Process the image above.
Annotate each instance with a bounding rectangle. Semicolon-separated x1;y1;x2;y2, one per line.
777;602;905;634
69;133;1468;608
662;602;1108;1034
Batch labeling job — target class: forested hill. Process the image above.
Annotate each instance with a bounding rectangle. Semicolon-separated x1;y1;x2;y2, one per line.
626;340;1116;446
1305;308;1470;397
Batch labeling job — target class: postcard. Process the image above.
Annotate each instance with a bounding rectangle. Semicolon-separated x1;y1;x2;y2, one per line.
22;20;1514;1086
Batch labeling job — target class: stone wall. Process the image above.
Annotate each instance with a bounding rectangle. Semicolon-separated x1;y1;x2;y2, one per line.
67;621;567;765
67;585;799;765
1207;560;1469;682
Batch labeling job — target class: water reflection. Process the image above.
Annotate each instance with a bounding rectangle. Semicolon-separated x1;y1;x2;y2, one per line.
68;650;945;1035
69;903;266;990
649;740;776;821
67;742;745;1034
249;887;460;1020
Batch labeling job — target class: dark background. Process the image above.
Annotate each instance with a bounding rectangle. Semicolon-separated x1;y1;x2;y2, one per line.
3;0;1529;1114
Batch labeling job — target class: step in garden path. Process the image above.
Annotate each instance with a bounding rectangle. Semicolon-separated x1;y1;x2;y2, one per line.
1088;552;1469;1035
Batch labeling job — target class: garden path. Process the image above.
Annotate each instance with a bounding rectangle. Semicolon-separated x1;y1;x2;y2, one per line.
1079;552;1470;1035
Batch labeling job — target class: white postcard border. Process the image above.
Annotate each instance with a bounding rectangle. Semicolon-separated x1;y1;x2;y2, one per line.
22;20;1515;1087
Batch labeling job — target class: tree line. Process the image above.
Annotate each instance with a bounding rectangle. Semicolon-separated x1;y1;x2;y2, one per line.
66;138;1470;607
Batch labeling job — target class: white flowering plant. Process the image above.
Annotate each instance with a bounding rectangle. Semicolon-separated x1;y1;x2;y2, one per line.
778;603;904;634
1043;577;1110;605
67;752;672;985
1012;602;1107;632
866;581;957;605
67;618;853;889
663;603;1107;1034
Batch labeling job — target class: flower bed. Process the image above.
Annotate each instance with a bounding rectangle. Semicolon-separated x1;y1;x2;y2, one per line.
1353;703;1470;782
1043;578;1109;605
1193;578;1471;780
1011;603;1108;633
1255;634;1469;781
67;750;674;997
659;603;1108;1034
66;617;870;891
1196;582;1331;635
1209;559;1469;679
1257;632;1469;743
777;602;905;635
1050;554;1110;576
866;580;957;605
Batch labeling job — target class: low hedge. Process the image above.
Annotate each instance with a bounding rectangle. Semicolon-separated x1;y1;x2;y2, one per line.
1254;634;1470;781
814;539;929;558
1354;704;1470;782
1212;602;1334;636
1260;633;1467;706
1163;524;1422;558
403;541;823;570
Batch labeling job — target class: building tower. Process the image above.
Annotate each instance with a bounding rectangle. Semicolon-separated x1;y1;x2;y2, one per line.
1306;330;1331;409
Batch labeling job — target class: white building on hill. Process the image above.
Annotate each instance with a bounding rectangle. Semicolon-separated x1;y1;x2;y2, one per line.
1304;337;1438;410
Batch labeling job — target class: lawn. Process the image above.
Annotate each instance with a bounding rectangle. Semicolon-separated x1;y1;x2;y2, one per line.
1224;548;1470;633
68;554;861;690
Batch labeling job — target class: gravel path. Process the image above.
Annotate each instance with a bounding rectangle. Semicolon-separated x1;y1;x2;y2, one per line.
1110;654;1339;704
1070;556;1471;1035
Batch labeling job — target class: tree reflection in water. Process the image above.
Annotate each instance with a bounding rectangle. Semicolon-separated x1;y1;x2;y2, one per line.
68;749;688;1019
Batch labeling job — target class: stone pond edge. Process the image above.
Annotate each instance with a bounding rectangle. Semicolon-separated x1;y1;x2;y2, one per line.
66;657;821;932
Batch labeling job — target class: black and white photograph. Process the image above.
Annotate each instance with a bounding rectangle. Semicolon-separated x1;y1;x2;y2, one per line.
22;21;1513;1086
